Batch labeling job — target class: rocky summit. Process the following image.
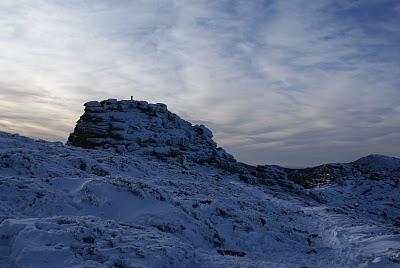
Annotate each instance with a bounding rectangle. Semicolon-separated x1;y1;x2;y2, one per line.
68;99;235;167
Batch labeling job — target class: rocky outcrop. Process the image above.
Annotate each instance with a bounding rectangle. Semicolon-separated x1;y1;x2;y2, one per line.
267;155;400;189
68;99;235;167
284;164;355;189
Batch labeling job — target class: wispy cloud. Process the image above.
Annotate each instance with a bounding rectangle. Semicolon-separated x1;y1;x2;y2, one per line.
0;0;399;166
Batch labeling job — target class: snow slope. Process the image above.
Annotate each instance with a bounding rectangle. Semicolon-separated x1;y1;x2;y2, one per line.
0;100;399;267
0;132;399;267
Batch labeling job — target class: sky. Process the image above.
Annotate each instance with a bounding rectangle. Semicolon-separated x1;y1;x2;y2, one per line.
0;0;399;167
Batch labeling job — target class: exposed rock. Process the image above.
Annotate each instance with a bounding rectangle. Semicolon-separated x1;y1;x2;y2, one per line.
284;164;353;189
238;155;400;190
68;99;236;167
217;249;246;257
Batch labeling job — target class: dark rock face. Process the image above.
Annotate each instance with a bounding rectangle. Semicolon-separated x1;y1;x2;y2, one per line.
68;99;235;166
284;164;354;189
280;155;400;189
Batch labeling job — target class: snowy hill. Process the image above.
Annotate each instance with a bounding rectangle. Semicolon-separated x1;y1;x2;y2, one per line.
352;154;400;174
0;99;399;267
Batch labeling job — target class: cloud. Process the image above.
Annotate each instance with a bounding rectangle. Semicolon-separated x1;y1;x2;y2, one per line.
0;0;399;166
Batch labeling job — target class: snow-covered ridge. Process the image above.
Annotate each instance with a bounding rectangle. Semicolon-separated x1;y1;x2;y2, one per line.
68;99;235;168
352;154;400;173
0;130;399;267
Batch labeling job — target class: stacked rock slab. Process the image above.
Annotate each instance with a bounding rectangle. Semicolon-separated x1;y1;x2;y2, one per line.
68;99;236;166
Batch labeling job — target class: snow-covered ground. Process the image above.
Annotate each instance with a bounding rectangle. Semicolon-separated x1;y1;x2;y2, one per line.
0;131;399;267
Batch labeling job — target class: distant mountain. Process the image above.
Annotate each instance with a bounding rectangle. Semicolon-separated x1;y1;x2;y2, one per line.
0;99;399;267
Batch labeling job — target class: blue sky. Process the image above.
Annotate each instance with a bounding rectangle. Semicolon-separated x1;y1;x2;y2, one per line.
0;0;399;166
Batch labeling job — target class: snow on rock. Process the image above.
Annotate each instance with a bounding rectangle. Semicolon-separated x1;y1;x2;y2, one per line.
68;99;235;169
0;99;400;267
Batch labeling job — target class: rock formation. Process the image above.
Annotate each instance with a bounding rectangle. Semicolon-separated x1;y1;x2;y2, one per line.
68;99;235;167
